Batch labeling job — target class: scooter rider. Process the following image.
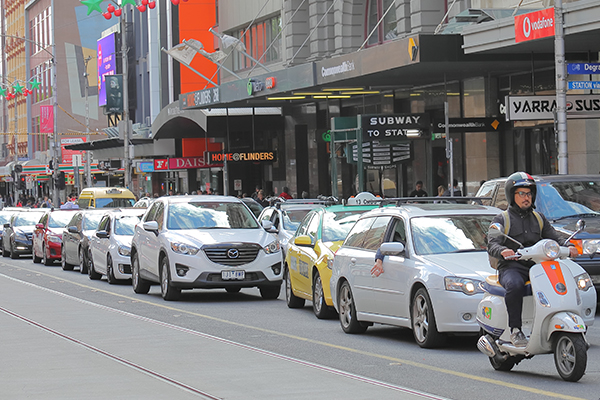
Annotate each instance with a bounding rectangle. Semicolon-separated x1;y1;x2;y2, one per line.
487;172;578;347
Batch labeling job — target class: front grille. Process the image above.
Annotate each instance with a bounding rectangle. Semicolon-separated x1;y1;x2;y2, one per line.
206;272;260;282
203;243;261;266
25;233;33;240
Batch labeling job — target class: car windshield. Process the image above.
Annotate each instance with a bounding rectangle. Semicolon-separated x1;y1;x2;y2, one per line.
14;213;42;227
411;215;494;256
536;180;600;220
282;209;313;232
322;210;366;242
48;212;74;229
0;213;12;225
83;214;103;231
114;215;142;236
167;202;259;230
96;198;135;208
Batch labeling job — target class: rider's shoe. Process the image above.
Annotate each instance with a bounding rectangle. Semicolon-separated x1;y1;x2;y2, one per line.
510;330;528;347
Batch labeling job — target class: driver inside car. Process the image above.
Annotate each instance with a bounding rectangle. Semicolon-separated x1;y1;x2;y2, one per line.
371;220;406;277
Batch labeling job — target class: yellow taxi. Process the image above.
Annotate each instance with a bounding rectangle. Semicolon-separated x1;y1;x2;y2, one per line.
77;187;136;209
285;204;377;319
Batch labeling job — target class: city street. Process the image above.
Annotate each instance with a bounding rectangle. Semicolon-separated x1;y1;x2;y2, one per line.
1;255;598;399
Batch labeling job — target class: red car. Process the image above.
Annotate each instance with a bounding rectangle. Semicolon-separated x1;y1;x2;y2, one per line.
33;210;77;266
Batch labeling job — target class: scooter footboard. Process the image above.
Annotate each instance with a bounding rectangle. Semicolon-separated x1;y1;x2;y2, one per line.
546;312;587;342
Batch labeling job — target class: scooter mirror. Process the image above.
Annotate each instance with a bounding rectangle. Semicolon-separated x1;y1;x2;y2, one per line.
576;219;586;232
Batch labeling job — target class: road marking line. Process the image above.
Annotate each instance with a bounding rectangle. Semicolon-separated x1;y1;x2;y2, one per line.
0;266;588;400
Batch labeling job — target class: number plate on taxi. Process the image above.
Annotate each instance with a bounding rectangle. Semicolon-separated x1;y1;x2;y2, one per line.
222;270;245;280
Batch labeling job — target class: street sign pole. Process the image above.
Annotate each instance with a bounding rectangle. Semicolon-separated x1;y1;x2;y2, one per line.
555;0;568;174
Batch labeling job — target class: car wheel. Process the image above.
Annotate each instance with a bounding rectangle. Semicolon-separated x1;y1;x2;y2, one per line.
225;287;241;293
106;255;117;284
10;241;18;259
160;256;180;301
411;288;446;348
2;241;9;257
87;252;102;280
312;272;335;319
338;280;367;334
285;266;305;308
61;246;73;270
79;249;88;274
132;253;151;294
42;246;53;266
259;285;281;299
33;247;41;263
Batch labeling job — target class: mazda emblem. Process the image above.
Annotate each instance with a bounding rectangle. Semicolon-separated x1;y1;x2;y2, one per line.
227;249;239;259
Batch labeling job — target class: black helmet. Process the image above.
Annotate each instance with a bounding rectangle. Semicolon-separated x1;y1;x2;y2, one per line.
505;172;536;207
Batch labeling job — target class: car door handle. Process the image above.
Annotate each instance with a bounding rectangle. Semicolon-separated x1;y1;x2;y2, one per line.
350;258;356;264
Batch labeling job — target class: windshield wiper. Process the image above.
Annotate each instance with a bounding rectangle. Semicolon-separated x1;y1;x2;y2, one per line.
552;213;600;221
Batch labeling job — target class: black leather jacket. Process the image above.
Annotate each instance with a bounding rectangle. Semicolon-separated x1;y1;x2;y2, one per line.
487;205;570;269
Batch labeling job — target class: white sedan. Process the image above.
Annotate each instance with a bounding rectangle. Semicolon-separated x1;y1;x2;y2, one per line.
89;208;146;283
330;204;500;348
130;195;282;301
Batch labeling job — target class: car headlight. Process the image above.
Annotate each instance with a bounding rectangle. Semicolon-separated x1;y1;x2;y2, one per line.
327;258;334;270
170;242;199;255
118;245;131;256
582;239;599;255
575;272;593;291
47;234;62;243
542;240;560;259
264;240;280;254
444;277;483;295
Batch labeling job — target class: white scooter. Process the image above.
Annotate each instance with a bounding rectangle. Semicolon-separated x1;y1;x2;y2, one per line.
477;220;597;382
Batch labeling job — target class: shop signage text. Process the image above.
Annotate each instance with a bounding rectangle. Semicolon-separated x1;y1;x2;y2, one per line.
506;95;600;120
206;151;277;163
434;118;502;133
137;162;155;173
568;63;600;75
361;114;429;141
180;87;220;109
321;61;356;78
169;157;222;169
154;159;169;170
514;8;554;43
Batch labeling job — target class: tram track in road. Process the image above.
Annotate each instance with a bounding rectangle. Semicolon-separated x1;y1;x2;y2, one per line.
1;261;596;400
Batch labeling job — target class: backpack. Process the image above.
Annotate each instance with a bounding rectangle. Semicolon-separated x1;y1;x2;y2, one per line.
488;209;543;270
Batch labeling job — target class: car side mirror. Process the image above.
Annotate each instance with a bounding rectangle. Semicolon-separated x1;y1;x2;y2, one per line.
3;223;9;229
380;242;405;255
261;220;273;230
68;226;78;233
294;235;312;247
35;223;44;230
143;221;159;233
95;230;109;239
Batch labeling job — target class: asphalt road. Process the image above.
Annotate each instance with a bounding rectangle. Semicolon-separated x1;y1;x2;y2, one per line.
1;255;599;399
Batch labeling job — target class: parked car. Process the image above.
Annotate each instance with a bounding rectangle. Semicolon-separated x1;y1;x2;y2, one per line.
258;199;334;262
133;197;155;208
89;208;145;283
240;197;263;218
476;175;600;295
130;195;282;301
61;209;105;273
32;209;78;265
2;209;45;259
285;204;378;318
330;203;501;348
77;187;136;209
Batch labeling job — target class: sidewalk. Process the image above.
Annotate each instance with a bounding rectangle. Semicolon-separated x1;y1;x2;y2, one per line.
0;274;447;400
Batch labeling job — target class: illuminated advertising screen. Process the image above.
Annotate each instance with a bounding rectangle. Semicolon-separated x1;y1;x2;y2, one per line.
97;33;116;107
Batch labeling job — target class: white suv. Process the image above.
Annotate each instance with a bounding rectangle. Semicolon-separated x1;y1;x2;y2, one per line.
130;195;282;301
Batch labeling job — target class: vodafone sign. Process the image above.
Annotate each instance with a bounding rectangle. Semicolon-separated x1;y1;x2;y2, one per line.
514;8;555;43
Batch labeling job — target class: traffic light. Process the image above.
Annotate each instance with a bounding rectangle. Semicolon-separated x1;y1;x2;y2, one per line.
18;175;26;190
56;171;66;190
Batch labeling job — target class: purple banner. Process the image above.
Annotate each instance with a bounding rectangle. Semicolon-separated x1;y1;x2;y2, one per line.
97;33;116;107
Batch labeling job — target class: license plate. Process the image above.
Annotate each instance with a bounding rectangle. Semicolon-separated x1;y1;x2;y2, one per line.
591;275;600;284
222;270;245;280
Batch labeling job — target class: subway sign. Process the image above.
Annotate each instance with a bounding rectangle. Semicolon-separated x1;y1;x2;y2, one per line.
206;151;277;163
361;114;430;141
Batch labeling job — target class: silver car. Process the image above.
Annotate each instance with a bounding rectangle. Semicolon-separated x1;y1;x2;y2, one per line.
330;203;500;348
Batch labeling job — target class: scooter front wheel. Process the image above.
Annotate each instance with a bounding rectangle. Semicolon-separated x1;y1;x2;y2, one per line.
553;332;587;382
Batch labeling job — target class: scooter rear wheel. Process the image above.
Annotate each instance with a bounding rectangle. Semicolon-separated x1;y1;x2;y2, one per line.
553;332;587;382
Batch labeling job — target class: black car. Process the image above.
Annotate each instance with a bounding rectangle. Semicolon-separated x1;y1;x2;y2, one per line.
2;209;45;259
61;209;105;273
477;175;600;296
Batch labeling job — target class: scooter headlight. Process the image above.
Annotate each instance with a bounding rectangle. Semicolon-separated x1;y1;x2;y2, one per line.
575;272;593;291
542;240;560;259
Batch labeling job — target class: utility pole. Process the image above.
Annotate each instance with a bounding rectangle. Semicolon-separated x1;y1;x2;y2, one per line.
13;83;18;203
83;56;92;187
555;0;568;174
121;7;132;190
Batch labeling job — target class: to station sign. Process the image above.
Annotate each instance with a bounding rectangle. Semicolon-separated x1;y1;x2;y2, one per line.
361;114;429;141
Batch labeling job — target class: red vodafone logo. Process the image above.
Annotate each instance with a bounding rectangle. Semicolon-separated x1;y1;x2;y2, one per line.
515;8;555;43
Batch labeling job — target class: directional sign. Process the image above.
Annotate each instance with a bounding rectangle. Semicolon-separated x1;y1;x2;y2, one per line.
568;81;600;90
568;63;600;75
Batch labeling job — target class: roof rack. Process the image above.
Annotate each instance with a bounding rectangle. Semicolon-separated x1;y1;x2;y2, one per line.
377;197;492;207
271;196;340;208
